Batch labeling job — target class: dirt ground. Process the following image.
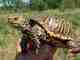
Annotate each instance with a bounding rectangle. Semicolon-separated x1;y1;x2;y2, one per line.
0;48;16;60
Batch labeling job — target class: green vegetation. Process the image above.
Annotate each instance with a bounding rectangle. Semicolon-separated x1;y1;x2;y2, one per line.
64;9;80;30
0;14;20;48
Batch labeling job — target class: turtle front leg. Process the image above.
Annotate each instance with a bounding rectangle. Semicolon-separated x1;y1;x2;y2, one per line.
16;39;22;54
15;39;22;60
32;35;40;55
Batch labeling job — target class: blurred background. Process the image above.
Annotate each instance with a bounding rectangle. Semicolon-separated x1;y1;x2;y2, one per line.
0;0;80;60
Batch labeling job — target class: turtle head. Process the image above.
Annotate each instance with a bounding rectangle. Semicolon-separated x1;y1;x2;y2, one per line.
8;16;29;28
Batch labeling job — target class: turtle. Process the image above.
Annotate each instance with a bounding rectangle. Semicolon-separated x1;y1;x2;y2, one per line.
8;15;80;60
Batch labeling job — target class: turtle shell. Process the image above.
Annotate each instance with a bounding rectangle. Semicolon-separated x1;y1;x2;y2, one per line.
30;15;73;41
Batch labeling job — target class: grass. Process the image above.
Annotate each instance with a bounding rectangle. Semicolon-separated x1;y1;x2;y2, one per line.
0;15;19;48
75;56;80;60
64;9;80;30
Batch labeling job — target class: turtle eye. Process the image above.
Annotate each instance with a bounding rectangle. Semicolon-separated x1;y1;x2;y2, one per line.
14;17;18;21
